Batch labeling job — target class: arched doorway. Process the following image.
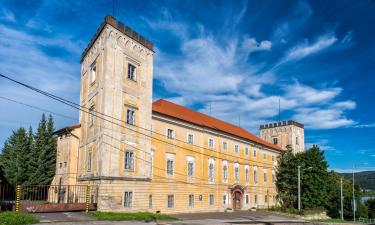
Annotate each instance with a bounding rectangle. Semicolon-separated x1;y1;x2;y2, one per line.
232;189;243;210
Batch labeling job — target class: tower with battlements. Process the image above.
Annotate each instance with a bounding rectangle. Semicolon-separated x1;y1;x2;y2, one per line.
259;120;304;154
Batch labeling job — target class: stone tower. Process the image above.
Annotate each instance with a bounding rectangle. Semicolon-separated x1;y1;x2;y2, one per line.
259;120;304;154
77;15;154;184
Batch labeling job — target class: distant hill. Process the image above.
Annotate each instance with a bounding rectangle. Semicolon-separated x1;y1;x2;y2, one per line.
339;171;375;190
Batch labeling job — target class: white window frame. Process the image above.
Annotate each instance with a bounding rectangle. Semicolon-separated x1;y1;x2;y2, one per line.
209;194;214;206
223;194;228;206
246;194;250;205
91;63;96;84
167;128;174;139
126;108;136;125
208;158;215;182
189;194;194;207
208;138;214;149
222;160;228;183
234;144;239;154
187;133;194;144
123;191;133;208
254;166;258;184
222;141;227;150
186;156;195;177
166;153;175;176
124;151;135;171
234;162;240;182
245;147;249;155
263;168;268;183
253;149;257;158
273;137;278;145
245;165;250;183
263;152;267;160
167;194;174;208
127;63;137;81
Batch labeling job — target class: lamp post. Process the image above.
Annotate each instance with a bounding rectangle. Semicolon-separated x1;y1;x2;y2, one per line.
298;166;312;212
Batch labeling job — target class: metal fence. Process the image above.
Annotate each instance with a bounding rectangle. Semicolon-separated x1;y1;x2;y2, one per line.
0;184;15;211
0;184;98;212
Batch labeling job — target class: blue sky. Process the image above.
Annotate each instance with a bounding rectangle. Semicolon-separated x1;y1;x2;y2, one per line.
0;0;374;172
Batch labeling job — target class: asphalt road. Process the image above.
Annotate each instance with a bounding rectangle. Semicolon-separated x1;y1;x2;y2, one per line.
34;210;314;225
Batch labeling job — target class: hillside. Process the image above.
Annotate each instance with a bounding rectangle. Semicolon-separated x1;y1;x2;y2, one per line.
340;171;375;190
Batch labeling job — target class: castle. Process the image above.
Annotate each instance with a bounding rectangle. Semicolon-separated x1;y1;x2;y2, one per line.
51;15;304;213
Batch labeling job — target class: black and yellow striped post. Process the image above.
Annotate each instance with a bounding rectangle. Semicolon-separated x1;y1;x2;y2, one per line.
15;185;21;212
85;185;90;213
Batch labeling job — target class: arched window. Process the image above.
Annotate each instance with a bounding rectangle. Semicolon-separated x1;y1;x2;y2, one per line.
245;166;250;183
222;160;228;182
234;162;239;182
208;158;215;182
254;166;258;184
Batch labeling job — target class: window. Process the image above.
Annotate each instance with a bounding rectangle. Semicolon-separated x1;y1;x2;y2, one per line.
254;194;258;205
208;138;214;148
209;194;214;206
124;151;134;170
89;106;95;127
271;155;275;161
91;63;96;84
87;151;92;172
222;161;228;182
246;194;250;205
167;129;174;139
59;163;62;168
187;133;194;144
124;191;133;207
296;136;299;145
254;166;258;184
189;194;194;207
127;63;137;81
273;137;278;145
149;195;152;208
223;195;228;205
253;150;257;158
64;162;67;168
234;144;239;153
262;152;266;160
245;147;249;155
187;161;194;177
167;159;174;175
245;166;250;183
208;159;214;182
265;195;268;203
222;141;227;150
126;109;135;125
263;169;268;183
234;163;239;182
272;170;276;183
167;195;174;208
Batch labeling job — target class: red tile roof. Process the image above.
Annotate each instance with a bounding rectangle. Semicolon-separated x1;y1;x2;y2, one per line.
152;99;281;151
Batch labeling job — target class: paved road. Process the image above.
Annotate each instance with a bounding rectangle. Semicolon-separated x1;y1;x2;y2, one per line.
34;210;313;225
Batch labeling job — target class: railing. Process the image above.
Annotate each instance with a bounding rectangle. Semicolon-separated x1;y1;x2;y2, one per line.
0;184;98;212
0;184;15;211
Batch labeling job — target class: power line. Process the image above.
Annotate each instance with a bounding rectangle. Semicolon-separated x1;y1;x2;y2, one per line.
0;92;278;170
0;73;279;167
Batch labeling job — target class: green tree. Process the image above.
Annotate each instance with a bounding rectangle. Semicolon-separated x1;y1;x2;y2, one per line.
366;198;375;218
0;127;33;185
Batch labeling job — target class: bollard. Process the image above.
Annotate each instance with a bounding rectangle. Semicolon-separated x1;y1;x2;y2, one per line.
85;185;90;213
15;185;21;212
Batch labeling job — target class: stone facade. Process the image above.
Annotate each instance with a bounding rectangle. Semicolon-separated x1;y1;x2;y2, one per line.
52;15;305;213
259;120;305;154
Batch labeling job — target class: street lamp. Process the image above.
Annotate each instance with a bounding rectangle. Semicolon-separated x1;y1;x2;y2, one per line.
298;166;313;212
352;163;369;222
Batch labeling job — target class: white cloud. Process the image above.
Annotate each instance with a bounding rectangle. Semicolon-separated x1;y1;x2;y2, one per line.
282;34;337;62
1;9;15;22
285;83;342;105
353;123;375;128
241;37;272;53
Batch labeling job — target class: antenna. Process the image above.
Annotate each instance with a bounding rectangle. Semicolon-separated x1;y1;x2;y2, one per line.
209;103;211;115
238;115;241;127
278;97;281;122
112;0;115;17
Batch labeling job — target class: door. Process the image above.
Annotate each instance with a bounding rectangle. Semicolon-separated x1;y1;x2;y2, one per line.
233;191;242;209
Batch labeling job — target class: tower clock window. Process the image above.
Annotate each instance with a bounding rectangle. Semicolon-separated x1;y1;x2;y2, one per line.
127;63;137;81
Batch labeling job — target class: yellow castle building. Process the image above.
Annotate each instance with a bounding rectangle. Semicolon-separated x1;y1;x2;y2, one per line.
52;15;304;213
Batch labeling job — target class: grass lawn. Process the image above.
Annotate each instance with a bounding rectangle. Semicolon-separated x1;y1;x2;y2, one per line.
0;212;39;225
90;211;178;221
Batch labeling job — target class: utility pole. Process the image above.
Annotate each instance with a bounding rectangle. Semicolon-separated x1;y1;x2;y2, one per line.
352;164;355;222
298;166;301;211
341;177;344;220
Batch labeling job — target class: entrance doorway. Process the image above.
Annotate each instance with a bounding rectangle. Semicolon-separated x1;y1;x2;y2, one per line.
232;190;242;210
